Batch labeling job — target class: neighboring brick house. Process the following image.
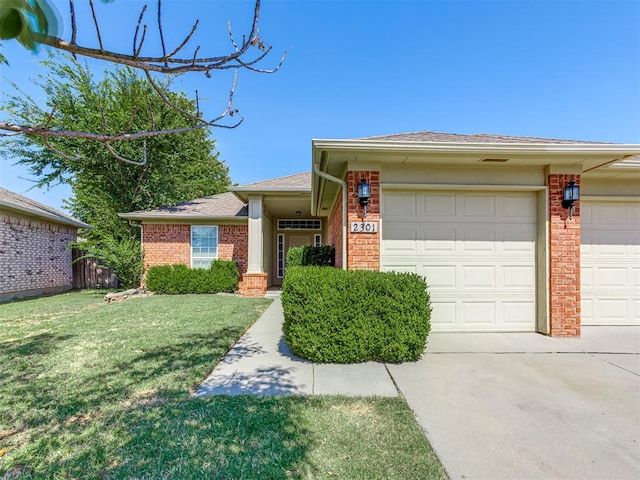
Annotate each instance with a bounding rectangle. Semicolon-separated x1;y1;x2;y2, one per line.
0;188;89;302
121;131;640;336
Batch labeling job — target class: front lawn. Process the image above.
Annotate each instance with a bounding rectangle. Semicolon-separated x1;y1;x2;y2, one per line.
0;291;446;479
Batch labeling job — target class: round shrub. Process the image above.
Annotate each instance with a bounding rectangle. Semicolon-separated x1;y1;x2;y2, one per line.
281;266;431;363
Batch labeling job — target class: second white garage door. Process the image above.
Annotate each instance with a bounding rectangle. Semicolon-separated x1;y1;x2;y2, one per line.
581;201;640;325
381;191;537;332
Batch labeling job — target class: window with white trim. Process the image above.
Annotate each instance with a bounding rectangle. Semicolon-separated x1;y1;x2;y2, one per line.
277;219;321;230
277;234;285;278
314;234;322;247
191;226;218;268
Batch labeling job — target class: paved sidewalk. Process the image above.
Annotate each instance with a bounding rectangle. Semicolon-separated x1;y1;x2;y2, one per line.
194;297;398;397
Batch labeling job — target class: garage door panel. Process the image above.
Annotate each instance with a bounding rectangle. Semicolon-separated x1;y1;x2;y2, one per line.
462;194;495;217
503;195;536;218
381;191;537;332
384;193;417;216
463;230;496;251
381;227;417;252
431;302;456;325
503;302;536;325
581;201;640;325
424;229;457;251
462;302;495;323
462;266;495;287
423;193;456;216
503;265;536;288
425;266;457;288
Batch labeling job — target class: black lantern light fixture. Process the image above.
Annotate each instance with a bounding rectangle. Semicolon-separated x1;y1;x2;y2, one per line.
562;180;580;219
357;178;370;218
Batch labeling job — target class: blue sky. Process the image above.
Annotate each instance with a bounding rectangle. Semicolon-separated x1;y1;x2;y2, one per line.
1;0;639;212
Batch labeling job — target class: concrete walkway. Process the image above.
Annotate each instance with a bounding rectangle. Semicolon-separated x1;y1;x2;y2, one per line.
194;297;398;397
195;298;640;480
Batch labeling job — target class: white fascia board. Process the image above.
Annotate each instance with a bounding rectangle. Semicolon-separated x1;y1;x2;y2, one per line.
229;187;310;204
311;138;640;156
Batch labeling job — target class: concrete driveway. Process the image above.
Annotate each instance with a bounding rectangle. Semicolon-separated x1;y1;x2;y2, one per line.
387;327;640;480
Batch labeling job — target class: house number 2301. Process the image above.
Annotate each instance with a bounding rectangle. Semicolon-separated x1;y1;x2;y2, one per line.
350;221;378;233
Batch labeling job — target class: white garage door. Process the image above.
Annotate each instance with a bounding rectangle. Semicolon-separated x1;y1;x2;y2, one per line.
581;201;640;325
381;191;537;332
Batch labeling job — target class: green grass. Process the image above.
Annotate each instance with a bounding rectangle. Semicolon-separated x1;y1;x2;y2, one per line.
0;291;446;479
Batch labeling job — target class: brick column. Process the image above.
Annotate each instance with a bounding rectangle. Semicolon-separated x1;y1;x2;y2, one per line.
327;192;344;268
346;171;380;270
548;174;581;337
239;273;268;297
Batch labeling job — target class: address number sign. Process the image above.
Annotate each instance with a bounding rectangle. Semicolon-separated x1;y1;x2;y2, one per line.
350;221;378;233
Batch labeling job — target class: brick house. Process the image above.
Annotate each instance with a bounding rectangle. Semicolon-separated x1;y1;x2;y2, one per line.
0;187;89;302
121;131;640;336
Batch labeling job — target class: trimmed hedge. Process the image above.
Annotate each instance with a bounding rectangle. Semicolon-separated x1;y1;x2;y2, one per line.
303;245;335;267
286;245;335;269
286;246;304;268
282;266;431;363
145;261;239;294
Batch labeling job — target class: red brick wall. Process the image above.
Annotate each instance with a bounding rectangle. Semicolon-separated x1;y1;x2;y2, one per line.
0;211;76;298
142;224;190;270
346;171;380;270
327;190;344;268
548;174;581;337
142;223;252;292
238;272;267;297
218;225;248;274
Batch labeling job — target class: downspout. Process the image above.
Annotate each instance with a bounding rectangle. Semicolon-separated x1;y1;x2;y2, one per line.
313;163;348;270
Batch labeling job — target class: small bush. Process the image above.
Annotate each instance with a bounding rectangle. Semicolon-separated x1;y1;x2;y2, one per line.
282;266;431;363
302;245;335;267
145;261;239;294
285;245;335;271
286;246;304;268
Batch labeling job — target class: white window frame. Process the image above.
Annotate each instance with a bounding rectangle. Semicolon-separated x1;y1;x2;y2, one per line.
190;225;218;269
314;234;322;247
277;233;285;279
277;219;322;231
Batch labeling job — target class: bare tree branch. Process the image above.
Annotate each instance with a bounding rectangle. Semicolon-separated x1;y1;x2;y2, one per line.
105;141;147;166
157;0;168;67
133;5;148;58
89;0;104;52
0;121;207;141
1;0;284;165
43;135;81;161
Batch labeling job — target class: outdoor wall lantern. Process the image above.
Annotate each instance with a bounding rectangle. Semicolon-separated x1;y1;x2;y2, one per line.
562;180;580;219
357;178;370;218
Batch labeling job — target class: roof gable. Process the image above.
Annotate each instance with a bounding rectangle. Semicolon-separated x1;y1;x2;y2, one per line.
237;172;311;190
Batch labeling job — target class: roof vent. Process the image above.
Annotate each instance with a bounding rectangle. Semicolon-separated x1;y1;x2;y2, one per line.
479;158;509;163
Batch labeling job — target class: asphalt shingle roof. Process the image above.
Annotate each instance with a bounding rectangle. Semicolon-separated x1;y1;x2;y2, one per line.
121;192;248;218
358;131;605;144
238;172;311;189
0;187;88;228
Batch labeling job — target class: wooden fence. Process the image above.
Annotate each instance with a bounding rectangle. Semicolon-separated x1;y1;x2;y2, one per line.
72;248;119;289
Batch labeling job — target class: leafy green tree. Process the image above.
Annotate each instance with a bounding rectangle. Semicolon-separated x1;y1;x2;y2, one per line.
3;55;231;285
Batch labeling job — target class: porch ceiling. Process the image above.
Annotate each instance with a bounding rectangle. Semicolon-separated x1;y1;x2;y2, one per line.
261;194;313;219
